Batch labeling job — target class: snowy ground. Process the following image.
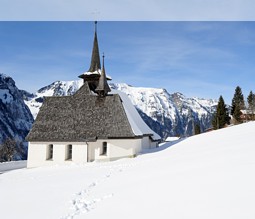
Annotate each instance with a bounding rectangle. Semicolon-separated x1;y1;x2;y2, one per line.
1;122;255;219
0;160;27;173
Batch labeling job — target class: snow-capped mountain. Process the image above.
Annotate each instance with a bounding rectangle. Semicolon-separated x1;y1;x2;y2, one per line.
0;74;34;146
24;80;83;118
170;92;217;136
24;79;218;138
111;83;218;137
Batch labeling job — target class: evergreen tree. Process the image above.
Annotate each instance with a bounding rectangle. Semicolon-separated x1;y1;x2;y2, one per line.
231;86;245;123
233;104;242;124
247;90;255;120
0;138;18;162
212;95;230;129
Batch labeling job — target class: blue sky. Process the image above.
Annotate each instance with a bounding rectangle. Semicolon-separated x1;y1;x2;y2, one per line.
1;21;255;104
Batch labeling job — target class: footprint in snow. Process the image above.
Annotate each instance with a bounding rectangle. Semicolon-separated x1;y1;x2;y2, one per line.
61;178;114;218
61;165;130;219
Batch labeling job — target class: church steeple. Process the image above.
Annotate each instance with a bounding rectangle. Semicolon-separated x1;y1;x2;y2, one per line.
88;21;101;72
79;22;111;93
95;54;111;97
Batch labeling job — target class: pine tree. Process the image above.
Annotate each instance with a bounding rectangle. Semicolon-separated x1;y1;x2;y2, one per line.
0;138;18;162
231;86;245;123
212;95;230;129
247;91;255;120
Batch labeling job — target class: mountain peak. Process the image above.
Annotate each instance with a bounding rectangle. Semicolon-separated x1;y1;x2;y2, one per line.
0;73;16;87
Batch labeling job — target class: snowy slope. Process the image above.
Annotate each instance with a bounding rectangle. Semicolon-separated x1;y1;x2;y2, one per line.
24;80;218;138
1;122;255;219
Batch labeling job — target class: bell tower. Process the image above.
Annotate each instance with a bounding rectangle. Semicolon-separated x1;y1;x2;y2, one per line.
79;21;111;92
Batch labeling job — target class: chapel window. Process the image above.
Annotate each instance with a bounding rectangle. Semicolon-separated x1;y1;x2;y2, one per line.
101;142;107;155
66;144;72;160
47;144;53;160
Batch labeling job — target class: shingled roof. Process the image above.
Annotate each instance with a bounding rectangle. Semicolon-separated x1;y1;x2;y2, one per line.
26;82;138;142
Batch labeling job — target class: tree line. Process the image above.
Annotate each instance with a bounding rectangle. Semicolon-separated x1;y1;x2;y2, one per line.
212;86;255;130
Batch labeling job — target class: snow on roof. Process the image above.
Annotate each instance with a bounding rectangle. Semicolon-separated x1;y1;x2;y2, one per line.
111;89;161;141
165;136;180;142
241;109;253;114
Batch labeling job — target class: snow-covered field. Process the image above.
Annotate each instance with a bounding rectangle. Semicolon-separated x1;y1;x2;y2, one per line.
1;122;255;219
0;161;27;173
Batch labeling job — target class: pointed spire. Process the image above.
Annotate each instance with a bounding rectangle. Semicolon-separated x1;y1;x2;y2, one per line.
88;21;101;72
95;54;111;97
